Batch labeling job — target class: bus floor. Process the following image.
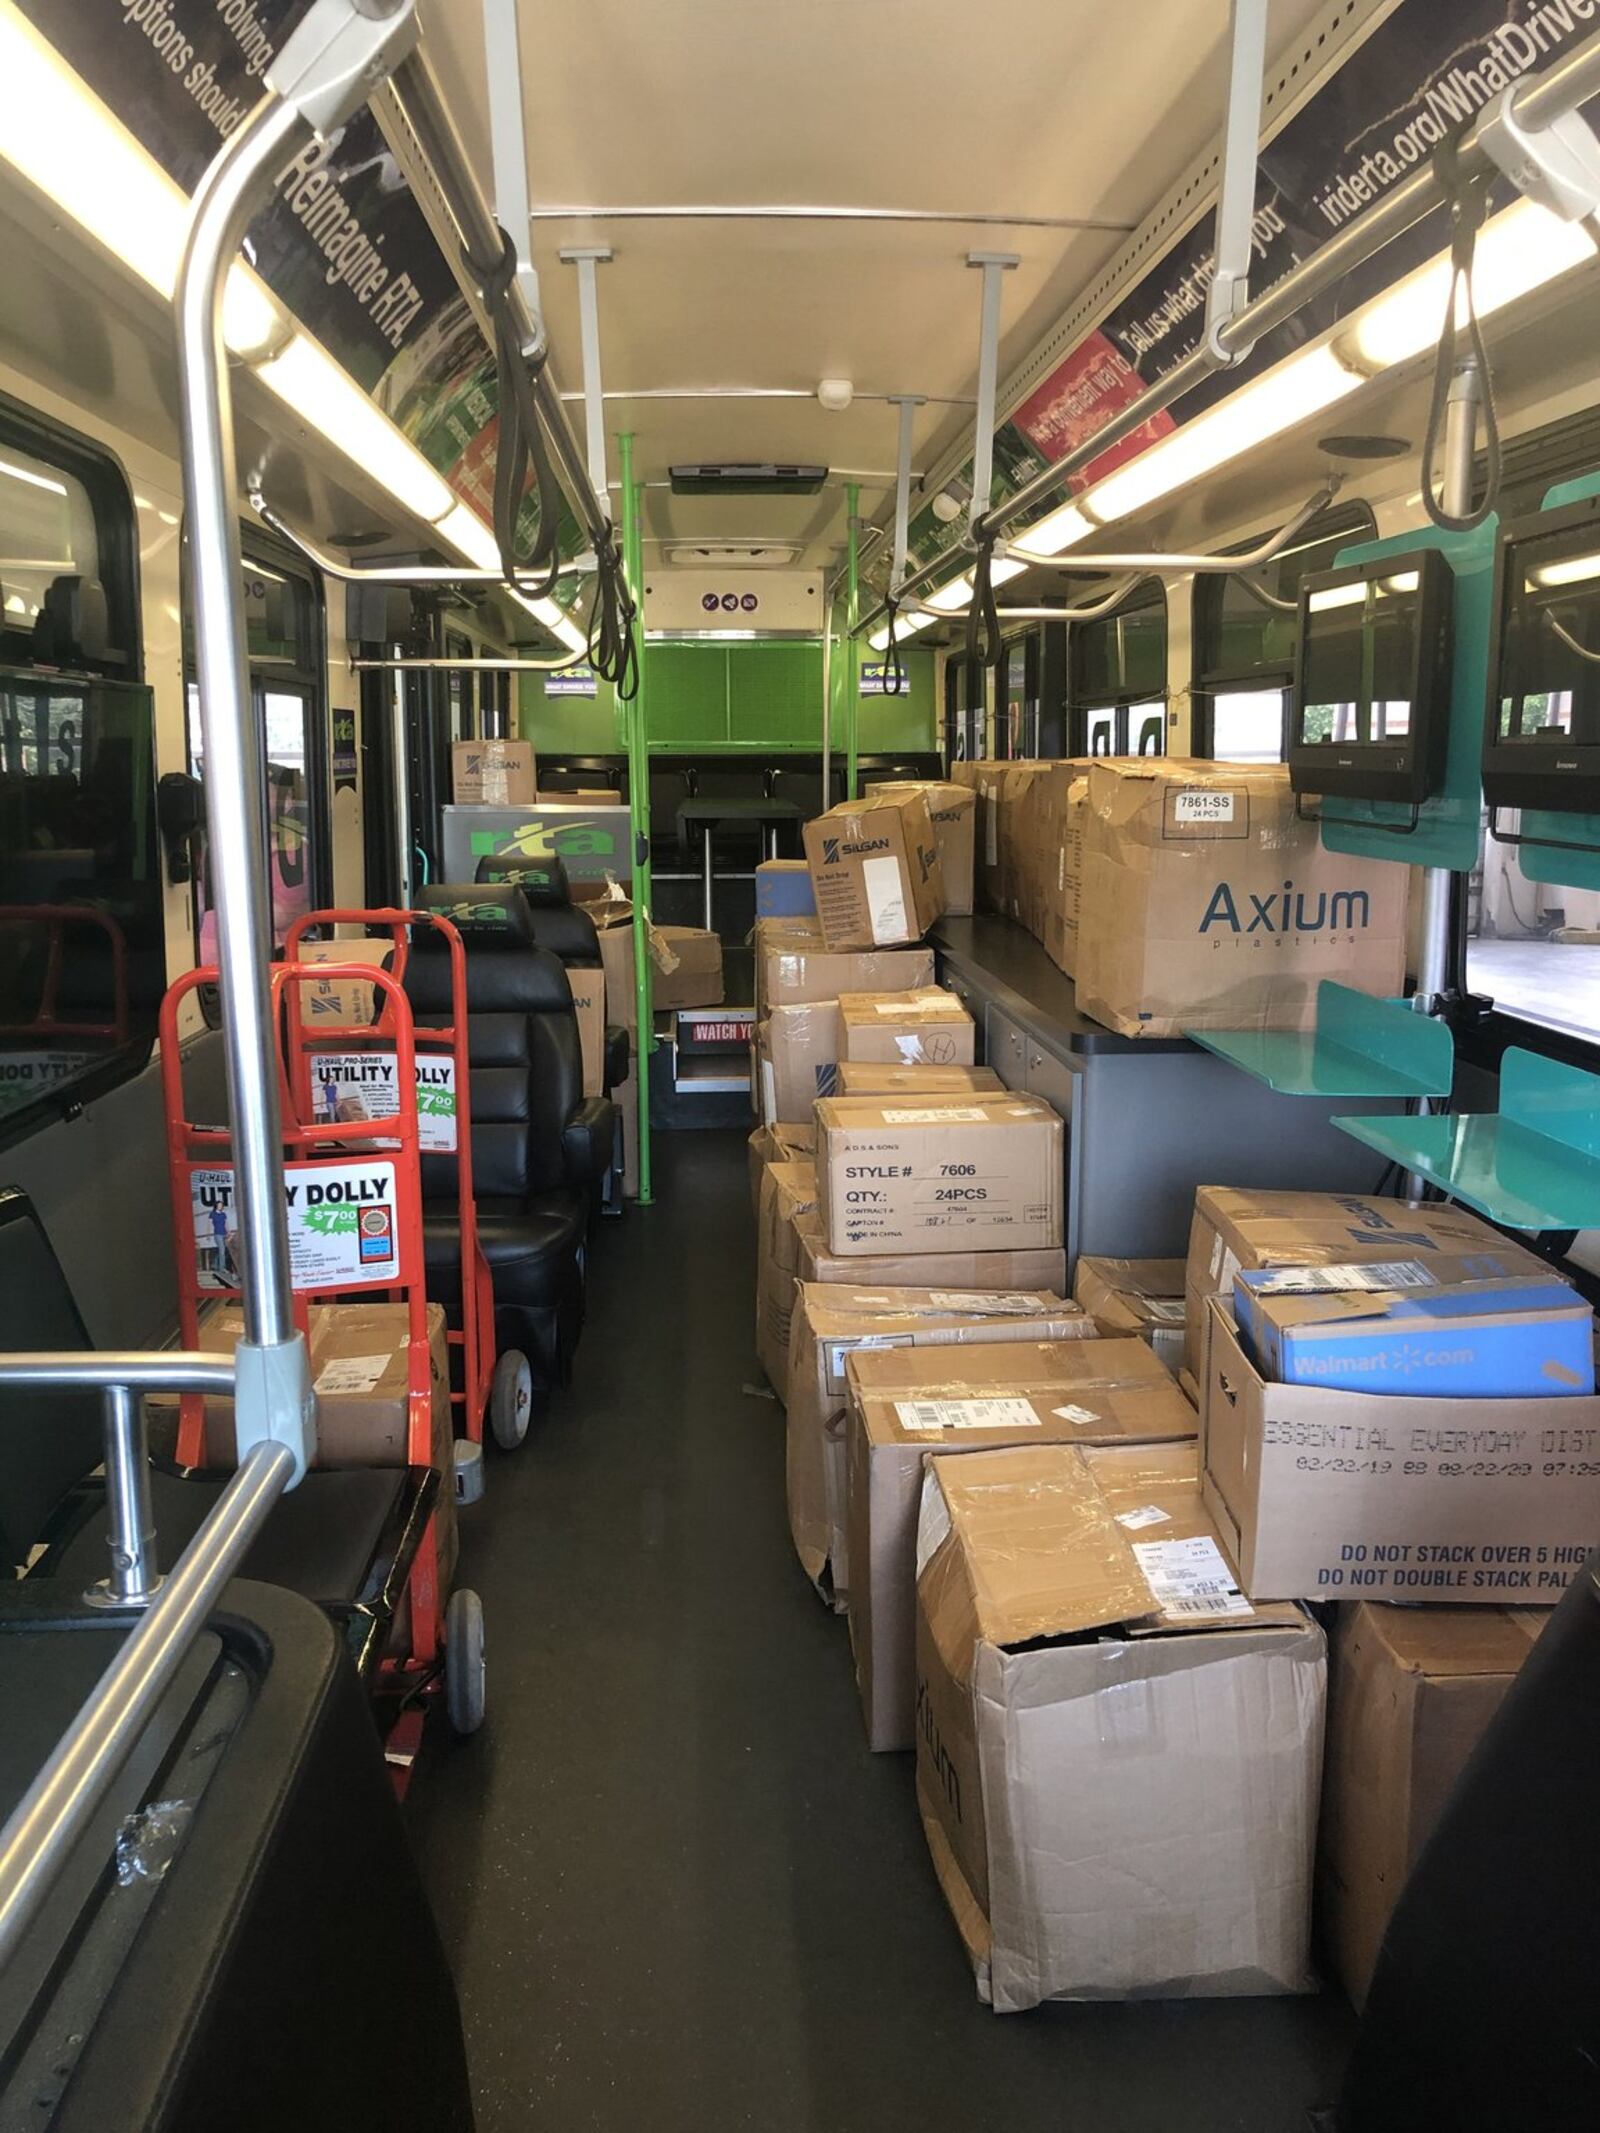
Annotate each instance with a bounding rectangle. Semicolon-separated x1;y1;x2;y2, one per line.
407;1129;1355;2132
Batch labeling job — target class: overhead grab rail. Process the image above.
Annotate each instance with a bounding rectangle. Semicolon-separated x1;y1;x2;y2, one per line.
856;20;1600;641
250;492;598;587
0;0;422;1979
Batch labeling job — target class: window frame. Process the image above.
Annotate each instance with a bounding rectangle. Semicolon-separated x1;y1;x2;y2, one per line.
1067;579;1169;757
0;401;160;1148
185;529;334;955
0;391;141;680
1190;500;1378;759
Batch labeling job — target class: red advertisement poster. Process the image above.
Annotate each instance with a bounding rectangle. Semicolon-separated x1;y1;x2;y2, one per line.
1007;329;1175;490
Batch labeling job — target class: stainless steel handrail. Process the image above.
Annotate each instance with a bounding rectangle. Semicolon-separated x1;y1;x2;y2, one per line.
856;24;1600;636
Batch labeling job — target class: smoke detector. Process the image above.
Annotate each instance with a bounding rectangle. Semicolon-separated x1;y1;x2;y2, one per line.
664;543;802;568
817;378;854;412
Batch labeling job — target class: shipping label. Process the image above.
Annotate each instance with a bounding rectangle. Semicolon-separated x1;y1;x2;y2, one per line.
1116;1504;1173;1531
309;1049;458;1152
191;1159;401;1293
1251;1259;1436;1295
894;1396;1041;1433
924;1291;1044;1315
1132;1535;1253;1618
314;1352;393;1396
861;855;911;944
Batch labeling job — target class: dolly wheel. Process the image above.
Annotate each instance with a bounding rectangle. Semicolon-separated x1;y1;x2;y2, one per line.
446;1588;486;1736
489;1349;534;1450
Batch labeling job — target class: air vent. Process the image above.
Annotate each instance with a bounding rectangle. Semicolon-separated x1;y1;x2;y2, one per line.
669;463;828;496
664;543;802;569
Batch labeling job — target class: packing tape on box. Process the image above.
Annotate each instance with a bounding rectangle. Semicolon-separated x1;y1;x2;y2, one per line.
1093;1645;1164;1756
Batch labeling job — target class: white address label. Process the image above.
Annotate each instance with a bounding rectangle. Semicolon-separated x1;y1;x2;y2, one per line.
1174;790;1236;825
1131;1535;1253;1619
925;1290;1042;1315
894;1396;1040;1433
1250;1259;1438;1295
1116;1503;1172;1531
880;1105;988;1124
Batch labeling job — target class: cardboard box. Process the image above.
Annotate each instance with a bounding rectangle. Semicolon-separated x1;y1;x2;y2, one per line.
756;1159;818;1390
835;1062;1003;1097
615;1058;640;1199
916;1441;1322;2009
294;938;391;1029
1320;1602;1546;2007
1075;759;1409;1039
998;762;1051;926
762;1002;841;1124
1233;1262;1593;1398
567;967;606;1098
815;1094;1063;1257
872;781;976;916
451;739;537;806
846;1337;1196;1749
1074;1256;1188;1373
837;988;976;1068
1183;1187;1555;1383
755;920;934;1017
802;788;945;950
654;926;723;1010
1058;774;1090;977
794;1211;1065;1295
1200;1296;1600;1602
953;761;1010;912
747;1120;815;1216
1010;764;1084;958
783;1285;1088;1610
539;787;615;805
755;859;816;919
178;1299;456;1587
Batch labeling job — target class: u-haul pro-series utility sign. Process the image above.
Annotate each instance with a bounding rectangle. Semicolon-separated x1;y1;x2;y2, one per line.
191;1160;401;1292
309;1051;457;1152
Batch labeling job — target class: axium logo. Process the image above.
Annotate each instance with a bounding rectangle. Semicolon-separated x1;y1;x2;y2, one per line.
1199;879;1371;935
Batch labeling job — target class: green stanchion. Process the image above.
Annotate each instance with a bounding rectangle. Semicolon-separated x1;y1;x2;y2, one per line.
619;433;652;1205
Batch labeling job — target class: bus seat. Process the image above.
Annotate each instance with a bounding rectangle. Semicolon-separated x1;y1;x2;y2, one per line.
0;1187;428;1624
408;887;614;1388
474;850;573;904
468;861;630;1107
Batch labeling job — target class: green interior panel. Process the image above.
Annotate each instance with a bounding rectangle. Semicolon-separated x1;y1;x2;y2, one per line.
1187;981;1453;1099
519;641;934;753
1318;520;1497;873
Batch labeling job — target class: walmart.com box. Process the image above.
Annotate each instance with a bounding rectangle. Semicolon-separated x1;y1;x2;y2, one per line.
1234;1260;1594;1400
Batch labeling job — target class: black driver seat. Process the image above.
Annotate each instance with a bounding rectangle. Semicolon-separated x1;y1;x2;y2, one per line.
406;886;613;1388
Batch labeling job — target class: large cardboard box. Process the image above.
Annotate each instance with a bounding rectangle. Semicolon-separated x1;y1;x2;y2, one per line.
873;781;977;916
756;1159;818;1389
567;967;606;1098
1058;774;1090;977
178;1298;457;1585
747;1120;815;1216
1183;1187;1554;1383
846;1337;1196;1750
837;988;976;1067
835;1062;1002;1098
1320;1602;1546;2007
1076;759;1409;1039
451;739;537;805
916;1441;1323;2010
1200;1297;1600;1603
755;859;816;918
1233;1263;1593;1398
802;788;945;950
783;1286;1088;1610
958;761;1011;913
998;761;1051;926
1074;1256;1187;1373
794;1211;1065;1295
295;938;391;1029
654;926;723;1010
815;1094;1063;1257
762;1002;841;1124
755;920;934;1017
1011;763;1090;963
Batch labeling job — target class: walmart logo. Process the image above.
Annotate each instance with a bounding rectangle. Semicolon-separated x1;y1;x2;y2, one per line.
1199;880;1371;935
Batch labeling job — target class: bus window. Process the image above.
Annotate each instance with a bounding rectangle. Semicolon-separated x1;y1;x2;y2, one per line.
0;403;158;1138
186;544;330;958
1070;581;1166;756
1192;503;1376;760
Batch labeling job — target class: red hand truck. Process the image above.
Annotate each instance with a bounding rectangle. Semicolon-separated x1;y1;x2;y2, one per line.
159;956;485;1756
283;906;533;1459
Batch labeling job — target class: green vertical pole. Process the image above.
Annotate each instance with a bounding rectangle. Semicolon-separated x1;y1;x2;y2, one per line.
845;481;861;799
619;433;653;1205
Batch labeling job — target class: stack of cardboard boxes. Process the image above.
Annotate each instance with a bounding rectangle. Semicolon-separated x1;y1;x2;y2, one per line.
960;758;1411;1034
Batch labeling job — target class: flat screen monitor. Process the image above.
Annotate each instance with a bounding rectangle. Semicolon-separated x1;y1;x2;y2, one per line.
1483;492;1600;814
1289;548;1452;807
